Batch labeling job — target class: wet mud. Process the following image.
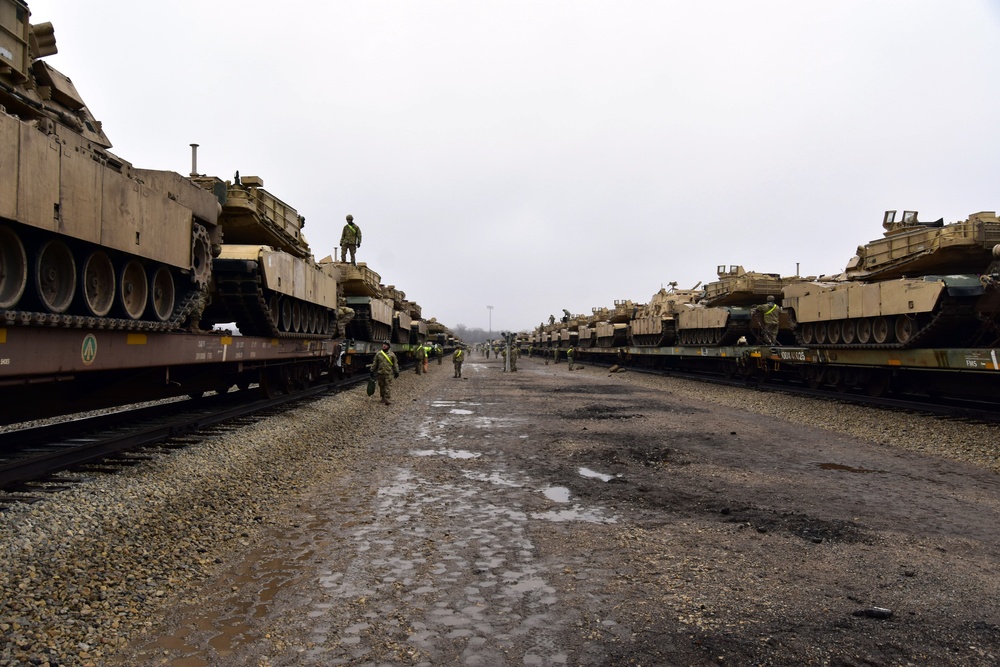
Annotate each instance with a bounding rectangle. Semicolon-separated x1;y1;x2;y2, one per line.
114;356;1000;666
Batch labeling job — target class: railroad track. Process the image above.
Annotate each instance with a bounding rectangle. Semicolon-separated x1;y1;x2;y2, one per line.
0;375;367;503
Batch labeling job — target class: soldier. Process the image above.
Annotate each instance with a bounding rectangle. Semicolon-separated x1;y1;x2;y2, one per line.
453;346;465;378
414;341;426;375
567;345;575;371
436;344;443;365
755;295;781;345
340;214;362;265
423;343;432;373
370;341;399;405
510;345;518;372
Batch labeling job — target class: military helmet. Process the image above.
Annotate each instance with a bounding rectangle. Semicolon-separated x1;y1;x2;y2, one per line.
766;295;775;302
346;214;354;222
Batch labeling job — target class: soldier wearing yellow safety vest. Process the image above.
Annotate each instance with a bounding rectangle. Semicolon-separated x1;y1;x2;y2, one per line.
413;342;427;375
567;346;575;371
370;341;399;404
755;295;782;345
453;346;465;378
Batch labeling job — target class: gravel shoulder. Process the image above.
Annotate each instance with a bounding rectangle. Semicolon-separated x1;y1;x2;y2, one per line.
3;356;1000;666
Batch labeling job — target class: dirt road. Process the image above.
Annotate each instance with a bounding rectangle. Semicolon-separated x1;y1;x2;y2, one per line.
115;355;1000;666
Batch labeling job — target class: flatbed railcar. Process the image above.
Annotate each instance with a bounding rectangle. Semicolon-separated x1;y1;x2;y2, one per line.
573;342;1000;401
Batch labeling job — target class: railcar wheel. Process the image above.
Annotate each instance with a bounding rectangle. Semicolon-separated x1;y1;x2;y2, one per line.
825;367;847;393
0;225;27;309
119;260;148;319
856;318;872;344
894;315;918;345
80;251;115;316
871;316;893;344
149;265;175;322
841;320;856;344
866;370;890;397
805;367;823;390
35;239;76;313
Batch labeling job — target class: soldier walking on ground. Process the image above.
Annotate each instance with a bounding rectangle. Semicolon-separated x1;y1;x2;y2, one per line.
510;345;518;372
755;295;781;345
453;346;465;378
370;341;399;405
340;214;362;265
567;346;575;371
414;342;426;375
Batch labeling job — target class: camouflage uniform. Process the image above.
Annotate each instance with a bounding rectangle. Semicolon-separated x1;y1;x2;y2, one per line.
755;297;781;345
414;343;426;375
371;345;399;404
567;346;575;370
453;348;465;378
510;346;518;372
340;217;362;265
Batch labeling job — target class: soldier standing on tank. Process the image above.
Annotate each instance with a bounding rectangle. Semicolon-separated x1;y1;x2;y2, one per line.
755;295;782;345
414;342;426;375
340;214;362;266
371;341;399;405
567;346;575;371
453;346;465;378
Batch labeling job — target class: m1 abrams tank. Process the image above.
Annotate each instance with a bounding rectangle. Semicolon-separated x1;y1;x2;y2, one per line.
337;263;393;342
782;211;1000;348
192;173;338;337
676;266;799;345
628;282;702;346
594;300;634;347
0;2;221;330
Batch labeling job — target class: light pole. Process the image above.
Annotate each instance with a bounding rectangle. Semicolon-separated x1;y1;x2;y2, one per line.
487;305;493;344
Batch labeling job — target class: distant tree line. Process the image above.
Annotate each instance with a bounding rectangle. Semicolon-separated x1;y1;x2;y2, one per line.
451;324;492;344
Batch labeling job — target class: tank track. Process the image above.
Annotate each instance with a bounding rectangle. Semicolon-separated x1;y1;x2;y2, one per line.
208;267;331;339
678;321;750;346
0;284;206;333
791;302;980;350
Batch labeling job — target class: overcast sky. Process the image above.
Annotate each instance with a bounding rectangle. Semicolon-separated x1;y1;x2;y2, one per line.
32;1;1000;333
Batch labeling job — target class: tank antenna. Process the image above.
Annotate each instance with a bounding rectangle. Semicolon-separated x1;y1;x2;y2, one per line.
189;143;199;177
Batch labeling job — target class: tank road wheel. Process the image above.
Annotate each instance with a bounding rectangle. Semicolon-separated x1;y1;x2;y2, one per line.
827;321;842;345
79;250;115;317
800;322;815;345
856;318;872;344
814;323;828;345
841;319;856;345
149;265;175;322
291;300;302;333
894;315;918;345
307;304;318;334
0;225;28;309
871;316;893;344
280;297;293;332
119;260;149;320
35;239;76;313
